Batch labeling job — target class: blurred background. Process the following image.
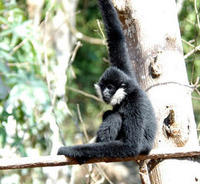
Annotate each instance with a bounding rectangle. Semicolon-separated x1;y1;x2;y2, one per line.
0;0;199;183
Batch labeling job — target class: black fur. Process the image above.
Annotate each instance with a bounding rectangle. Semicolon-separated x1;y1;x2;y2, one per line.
98;0;134;78
57;0;157;164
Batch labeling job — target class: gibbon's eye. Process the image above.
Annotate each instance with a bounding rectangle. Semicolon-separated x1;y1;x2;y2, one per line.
107;84;114;90
121;83;126;87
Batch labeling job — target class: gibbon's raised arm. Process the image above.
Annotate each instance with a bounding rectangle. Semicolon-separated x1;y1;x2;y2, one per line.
98;0;134;78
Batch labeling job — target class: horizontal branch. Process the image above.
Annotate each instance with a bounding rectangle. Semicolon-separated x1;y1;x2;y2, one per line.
0;147;200;170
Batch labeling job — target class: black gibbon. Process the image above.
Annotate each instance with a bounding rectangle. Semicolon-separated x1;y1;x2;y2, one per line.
57;0;157;164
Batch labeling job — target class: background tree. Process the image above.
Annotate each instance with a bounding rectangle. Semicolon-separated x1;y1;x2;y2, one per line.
111;0;200;183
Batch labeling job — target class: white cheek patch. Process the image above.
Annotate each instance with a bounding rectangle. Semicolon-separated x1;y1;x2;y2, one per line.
94;84;103;100
110;88;127;106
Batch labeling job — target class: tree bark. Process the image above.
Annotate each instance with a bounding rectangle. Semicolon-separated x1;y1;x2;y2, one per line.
112;0;200;183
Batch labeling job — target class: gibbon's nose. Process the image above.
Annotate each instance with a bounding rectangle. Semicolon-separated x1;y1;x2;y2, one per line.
103;88;111;103
103;88;110;97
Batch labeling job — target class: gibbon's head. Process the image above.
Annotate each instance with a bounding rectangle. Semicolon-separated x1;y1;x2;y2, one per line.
95;67;131;106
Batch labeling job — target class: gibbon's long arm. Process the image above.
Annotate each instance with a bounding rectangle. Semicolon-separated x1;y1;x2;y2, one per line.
57;141;139;164
96;111;122;142
98;0;134;78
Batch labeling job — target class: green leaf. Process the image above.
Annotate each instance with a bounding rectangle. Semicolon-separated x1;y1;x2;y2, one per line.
0;126;7;147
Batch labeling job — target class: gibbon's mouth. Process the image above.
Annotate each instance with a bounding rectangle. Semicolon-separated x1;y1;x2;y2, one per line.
103;96;110;104
102;88;112;103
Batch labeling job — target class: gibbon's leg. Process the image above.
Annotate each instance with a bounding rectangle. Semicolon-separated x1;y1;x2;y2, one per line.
140;134;155;155
96;111;122;142
57;141;140;164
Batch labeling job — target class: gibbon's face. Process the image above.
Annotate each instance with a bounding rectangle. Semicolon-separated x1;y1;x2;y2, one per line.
95;67;128;106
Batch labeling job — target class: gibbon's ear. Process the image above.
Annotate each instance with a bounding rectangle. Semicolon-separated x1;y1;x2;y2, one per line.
94;84;103;100
110;88;127;106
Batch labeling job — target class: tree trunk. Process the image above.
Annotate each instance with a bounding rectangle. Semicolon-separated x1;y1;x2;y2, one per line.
112;0;200;183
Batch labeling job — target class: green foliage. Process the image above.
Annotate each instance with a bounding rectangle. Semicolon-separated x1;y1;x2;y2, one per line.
179;0;200;127
0;0;51;155
0;0;70;182
179;0;200;75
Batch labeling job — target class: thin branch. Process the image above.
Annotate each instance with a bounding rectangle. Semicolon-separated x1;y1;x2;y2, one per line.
97;19;106;40
66;86;103;103
138;161;151;184
184;44;200;60
1;147;200;170
77;104;89;142
10;38;29;55
95;164;114;184
65;18;105;45
68;41;83;67
182;39;195;48
192;96;200;101
145;81;195;92
182;39;200;60
6;62;38;69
